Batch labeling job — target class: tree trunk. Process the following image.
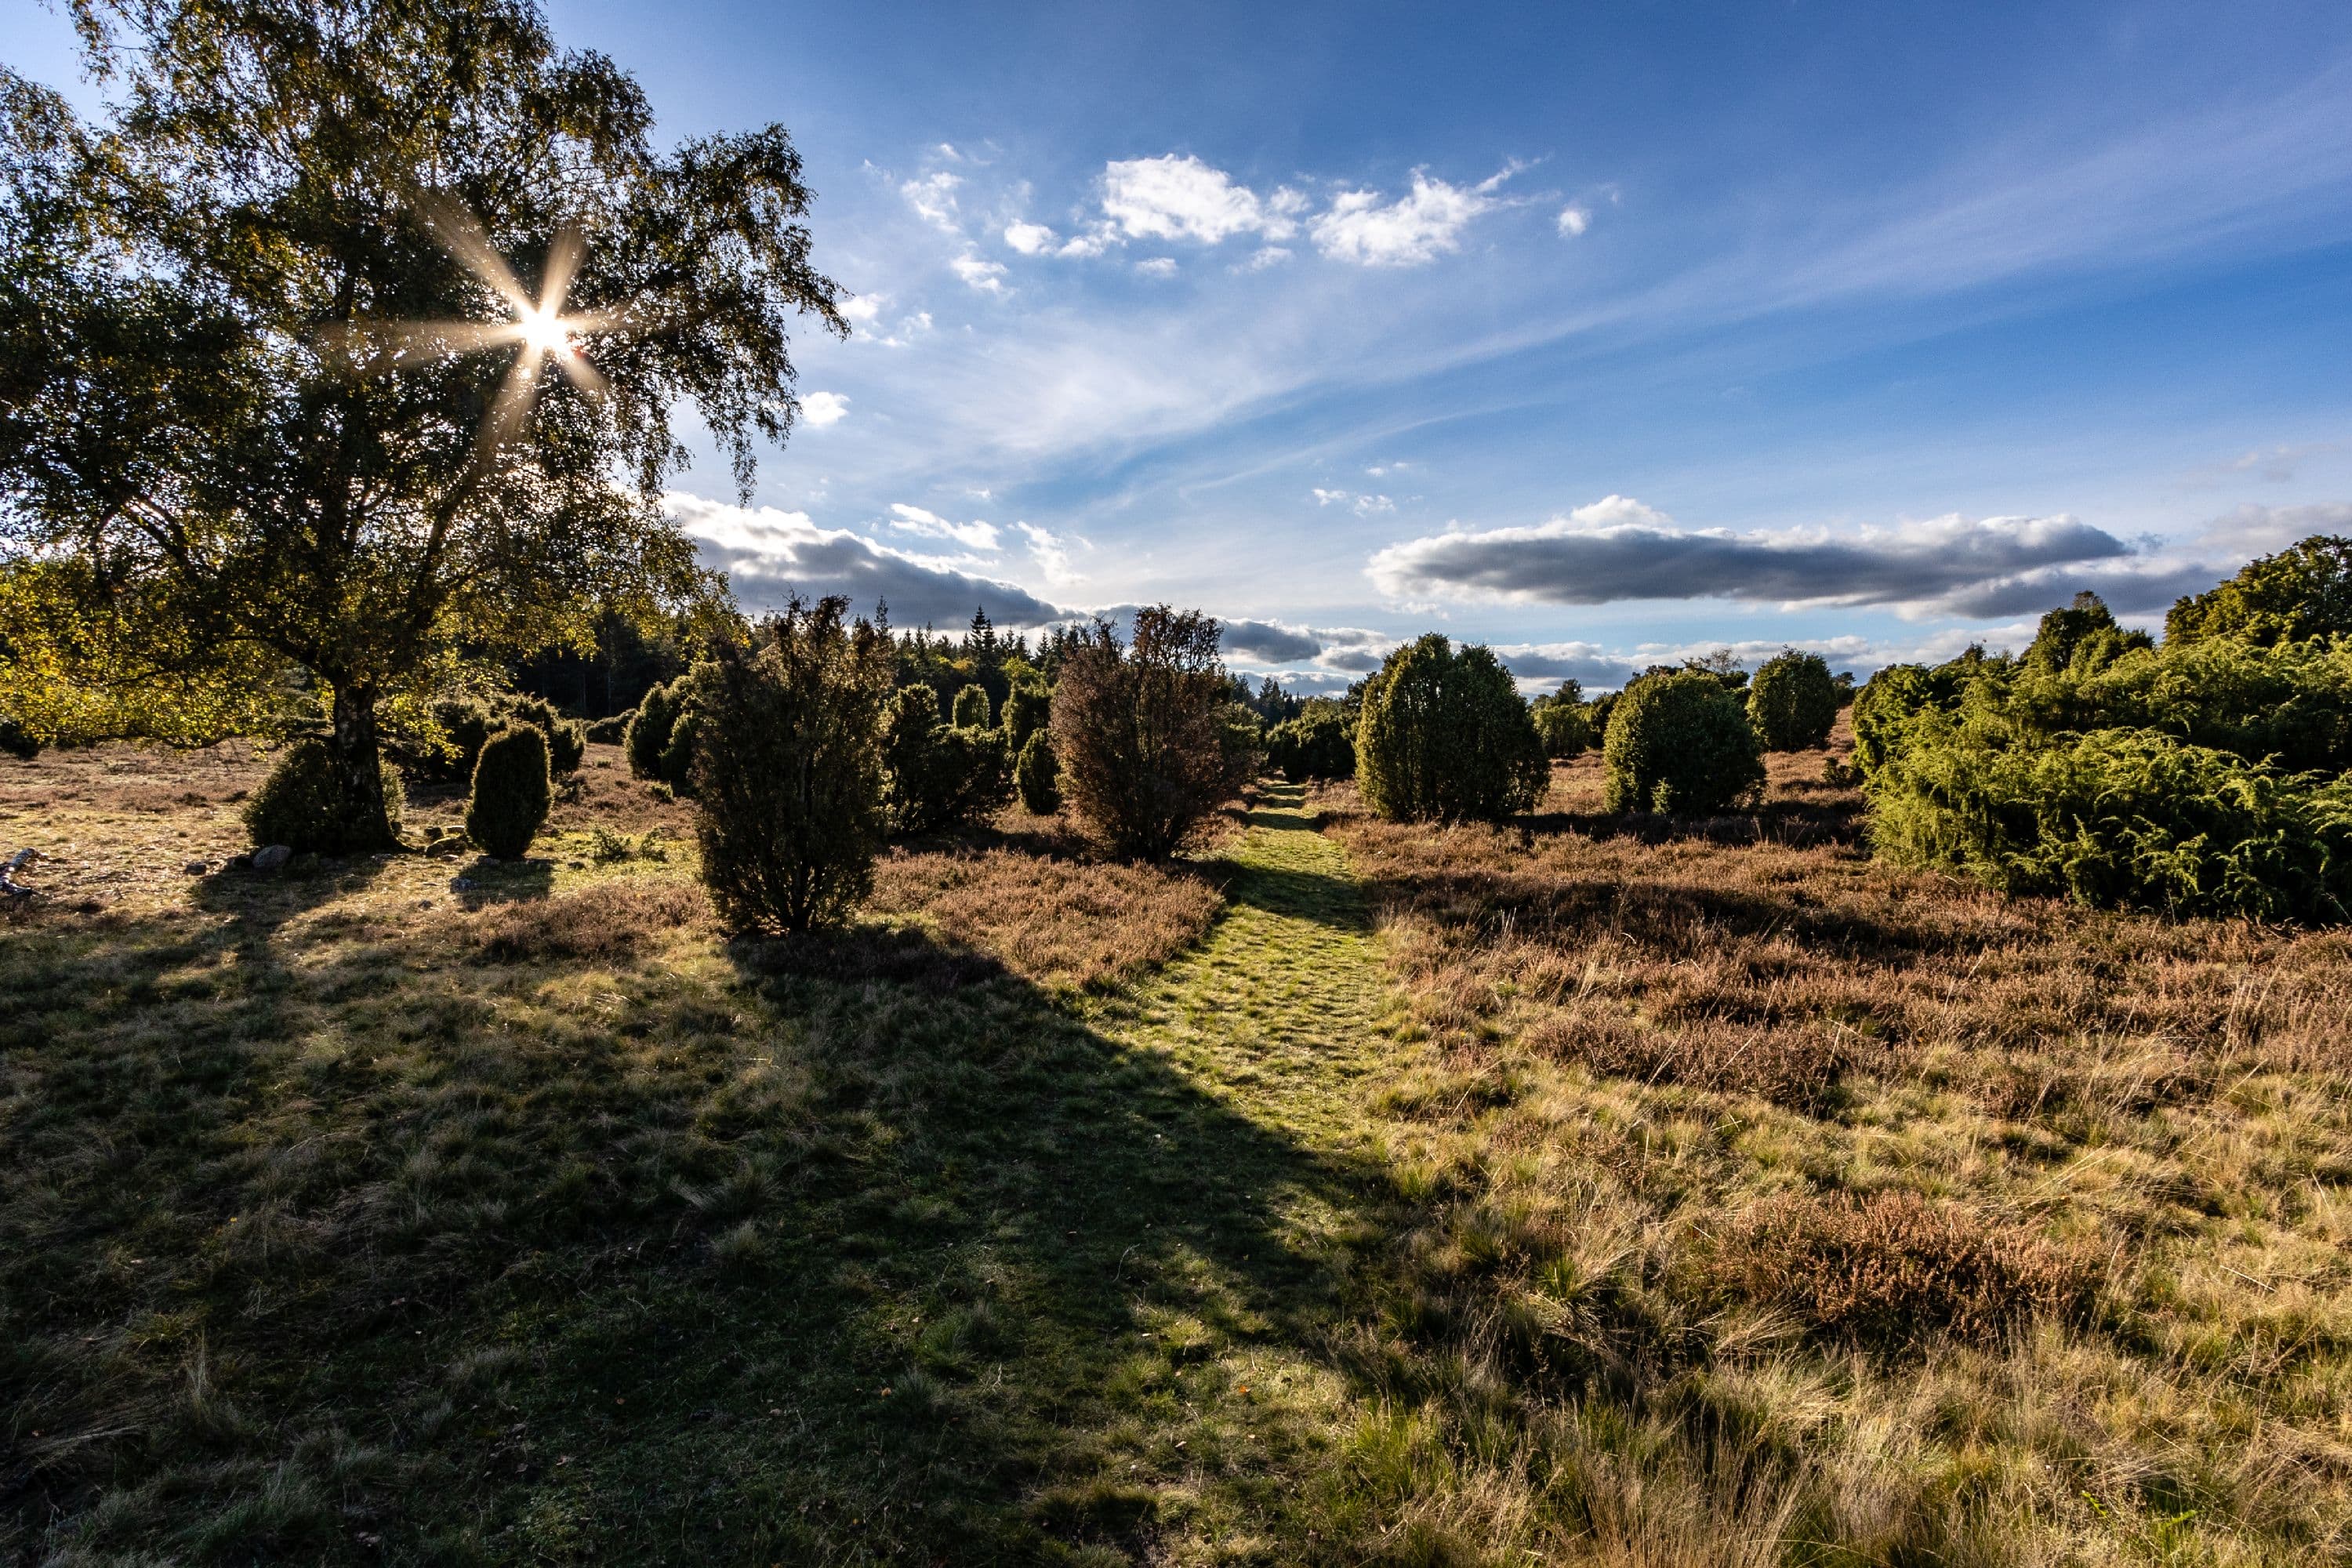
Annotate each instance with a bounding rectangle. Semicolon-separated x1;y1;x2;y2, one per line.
327;682;399;851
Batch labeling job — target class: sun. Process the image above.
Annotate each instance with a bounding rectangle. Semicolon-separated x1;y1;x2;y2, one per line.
517;305;575;360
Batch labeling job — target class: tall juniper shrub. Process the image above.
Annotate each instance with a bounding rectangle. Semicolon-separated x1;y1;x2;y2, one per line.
1602;670;1766;815
1355;634;1547;822
465;724;551;859
689;597;895;932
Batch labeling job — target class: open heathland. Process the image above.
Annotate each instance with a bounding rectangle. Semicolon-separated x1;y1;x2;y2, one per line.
6;737;2352;1564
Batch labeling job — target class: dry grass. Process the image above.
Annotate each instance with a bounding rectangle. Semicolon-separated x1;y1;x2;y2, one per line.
1323;723;2352;1560
869;833;1222;992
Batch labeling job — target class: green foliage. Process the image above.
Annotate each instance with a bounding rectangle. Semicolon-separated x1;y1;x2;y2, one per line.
1531;700;1592;759
465;725;552;860
688;598;894;933
1266;699;1356;782
1002;681;1051;753
881;684;1014;834
1849;649;2005;779
1355;634;1548;823
659;702;703;796
1747;649;1840;751
2025;591;2151;675
1585;689;1619;741
505;695;586;776
2168;535;2352;648
1016;730;1062;815
1867;721;2352;923
1602;671;1766;815
416;693;584;781
1051;606;1253;858
951;684;993;731
242;737;405;853
584;713;630;745
0;0;827;840
626;680;684;780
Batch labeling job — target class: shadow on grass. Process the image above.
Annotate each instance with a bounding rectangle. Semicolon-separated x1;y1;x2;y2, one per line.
2;865;1394;1563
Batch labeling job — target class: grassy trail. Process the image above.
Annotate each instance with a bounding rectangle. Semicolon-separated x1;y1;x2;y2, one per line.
1120;783;1399;1173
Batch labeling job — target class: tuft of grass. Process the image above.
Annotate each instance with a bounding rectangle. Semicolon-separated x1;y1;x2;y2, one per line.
1719;1189;2092;1348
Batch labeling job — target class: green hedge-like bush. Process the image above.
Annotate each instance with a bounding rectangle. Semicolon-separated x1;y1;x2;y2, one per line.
1867;720;2352;923
1747;650;1839;751
626;680;684;780
1356;634;1548;822
882;684;1014;833
585;713;630;745
466;725;551;859
1016;730;1061;814
1602;671;1765;815
951;684;992;731
244;737;405;852
1002;682;1051;753
1531;701;1592;759
417;694;584;780
1267;700;1356;781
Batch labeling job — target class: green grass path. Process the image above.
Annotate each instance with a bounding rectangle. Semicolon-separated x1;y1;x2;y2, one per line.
1118;782;1400;1157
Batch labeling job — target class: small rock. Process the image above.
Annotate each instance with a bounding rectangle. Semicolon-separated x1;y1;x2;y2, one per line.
416;898;434;910
251;844;293;871
183;860;208;876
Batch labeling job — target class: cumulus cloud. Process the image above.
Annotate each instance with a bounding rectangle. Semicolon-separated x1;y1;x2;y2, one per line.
887;503;1000;552
1215;619;1395;673
2192;499;2352;553
1236;245;1291;272
1366;495;2161;616
1312;168;1514;267
951;252;1007;293
1313;488;1395;516
1003;220;1058;255
1557;204;1592;237
800;390;848;427
902;171;962;232
1134;256;1178;278
840;294;884;326
1100;154;1298;245
670;493;1065;629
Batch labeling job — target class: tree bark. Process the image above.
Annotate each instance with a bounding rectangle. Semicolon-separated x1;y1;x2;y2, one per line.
327;681;399;851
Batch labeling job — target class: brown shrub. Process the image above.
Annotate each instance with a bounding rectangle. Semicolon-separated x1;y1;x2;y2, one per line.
1720;1191;2090;1349
474;879;709;963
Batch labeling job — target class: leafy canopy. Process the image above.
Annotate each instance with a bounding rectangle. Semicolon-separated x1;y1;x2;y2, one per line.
0;0;839;765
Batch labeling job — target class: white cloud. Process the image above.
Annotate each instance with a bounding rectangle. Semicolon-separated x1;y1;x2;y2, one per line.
887;503;1001;552
668;492;1064;628
800;390;849;427
1236;245;1291;272
840;294;884;326
902;171;963;232
1100;154;1296;245
1135;256;1178;278
1015;521;1086;585
1312;168;1514;267
1004;220;1057;255
1366;495;2178;615
1557;204;1592;237
1311;487;1394;516
951;252;1007;294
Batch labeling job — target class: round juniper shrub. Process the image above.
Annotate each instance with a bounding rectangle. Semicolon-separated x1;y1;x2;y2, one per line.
505;695;586;775
1016;729;1061;814
466;725;552;859
1602;670;1766;814
1747;649;1840;751
1355;633;1547;823
243;736;405;852
1002;681;1051;753
951;683;992;731
625;679;683;780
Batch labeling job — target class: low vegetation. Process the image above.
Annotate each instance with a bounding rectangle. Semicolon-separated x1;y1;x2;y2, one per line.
1602;666;1766;812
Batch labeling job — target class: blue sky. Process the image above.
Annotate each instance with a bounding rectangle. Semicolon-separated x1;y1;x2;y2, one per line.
11;0;2352;691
